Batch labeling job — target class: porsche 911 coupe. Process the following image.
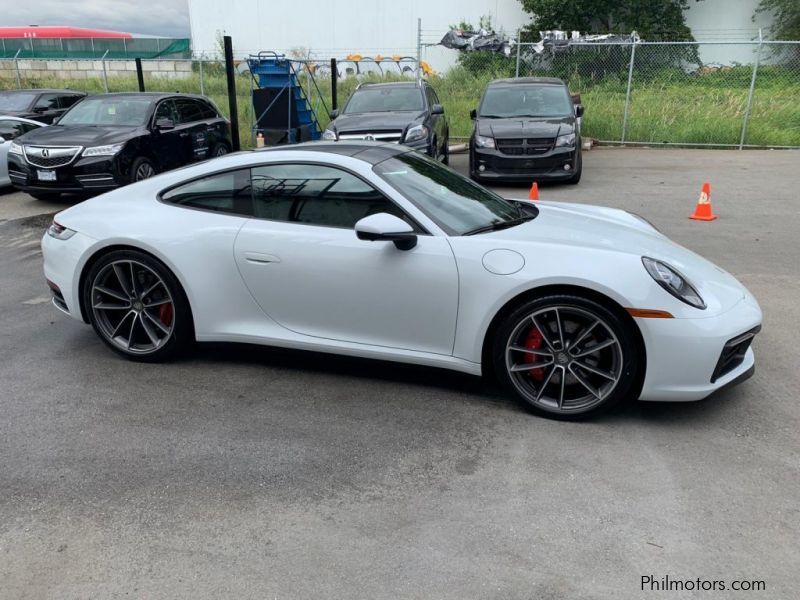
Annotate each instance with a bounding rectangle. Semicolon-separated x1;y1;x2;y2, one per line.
41;142;762;419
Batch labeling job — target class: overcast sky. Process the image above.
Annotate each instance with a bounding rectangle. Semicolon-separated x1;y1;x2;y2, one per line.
2;0;191;38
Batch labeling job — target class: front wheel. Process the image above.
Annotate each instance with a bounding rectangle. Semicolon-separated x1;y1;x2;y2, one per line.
83;250;193;362
492;294;640;420
130;157;156;183
566;150;582;185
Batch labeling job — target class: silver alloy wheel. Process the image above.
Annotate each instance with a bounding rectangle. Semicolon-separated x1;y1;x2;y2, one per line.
505;306;623;414
90;259;175;354
134;162;155;181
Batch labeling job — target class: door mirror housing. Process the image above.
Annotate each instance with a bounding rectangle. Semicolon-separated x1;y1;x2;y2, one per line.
329;109;339;119
575;104;584;118
0;136;6;143
469;108;477;120
431;103;444;115
155;118;175;131
355;213;417;251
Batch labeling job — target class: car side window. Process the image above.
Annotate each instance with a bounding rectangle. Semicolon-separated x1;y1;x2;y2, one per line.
34;94;60;110
199;100;218;120
0;119;35;140
175;99;206;124
161;169;253;215
425;87;436;108
59;94;84;109
429;88;441;106
154;100;177;123
250;163;422;231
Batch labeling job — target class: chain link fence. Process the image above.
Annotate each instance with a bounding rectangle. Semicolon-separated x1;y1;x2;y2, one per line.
431;38;800;148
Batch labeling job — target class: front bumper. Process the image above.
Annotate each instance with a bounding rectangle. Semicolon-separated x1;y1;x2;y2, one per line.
42;229;97;322
637;295;762;401
471;145;578;181
8;153;123;194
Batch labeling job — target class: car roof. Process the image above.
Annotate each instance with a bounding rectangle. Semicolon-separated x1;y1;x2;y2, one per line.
488;77;566;87
357;81;423;89
0;88;86;95
253;140;410;165
81;92;211;101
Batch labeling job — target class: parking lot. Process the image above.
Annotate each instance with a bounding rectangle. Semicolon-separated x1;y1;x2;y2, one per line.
1;147;798;599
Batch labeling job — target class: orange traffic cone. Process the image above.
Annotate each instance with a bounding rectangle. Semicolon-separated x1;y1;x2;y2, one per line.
528;181;539;201
690;182;717;221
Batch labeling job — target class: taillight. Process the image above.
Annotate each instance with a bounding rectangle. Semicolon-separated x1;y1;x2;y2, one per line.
47;220;76;240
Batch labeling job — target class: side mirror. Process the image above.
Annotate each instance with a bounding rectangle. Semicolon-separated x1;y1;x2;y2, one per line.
355;213;417;251
51;116;60;125
329;109;339;119
155;118;175;131
0;136;6;143
469;109;477;120
575;104;584;118
431;103;444;115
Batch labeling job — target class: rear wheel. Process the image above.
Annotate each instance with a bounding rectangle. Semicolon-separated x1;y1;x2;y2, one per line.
492;294;640;420
83;249;193;362
211;143;229;157
130;157;156;183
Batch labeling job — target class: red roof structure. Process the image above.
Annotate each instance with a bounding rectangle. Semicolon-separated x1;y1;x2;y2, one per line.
0;26;133;39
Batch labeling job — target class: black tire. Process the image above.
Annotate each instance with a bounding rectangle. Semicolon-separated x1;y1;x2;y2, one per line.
492;294;640;420
83;249;193;362
130;157;156;183
30;192;61;201
566;150;582;185
211;143;229;158
441;134;450;166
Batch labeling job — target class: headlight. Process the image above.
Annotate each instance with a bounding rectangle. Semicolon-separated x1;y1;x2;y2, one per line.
642;257;705;309
9;141;23;155
555;133;576;147
404;124;428;143
47;220;76;240
82;144;124;157
474;134;495;149
322;129;337;141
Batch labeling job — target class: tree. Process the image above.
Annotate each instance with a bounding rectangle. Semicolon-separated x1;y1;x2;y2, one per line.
519;0;701;41
755;0;800;39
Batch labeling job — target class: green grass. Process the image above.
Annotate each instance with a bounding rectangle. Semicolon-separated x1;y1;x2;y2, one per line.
3;64;799;148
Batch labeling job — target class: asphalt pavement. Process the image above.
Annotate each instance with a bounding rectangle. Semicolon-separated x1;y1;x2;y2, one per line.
1;148;798;599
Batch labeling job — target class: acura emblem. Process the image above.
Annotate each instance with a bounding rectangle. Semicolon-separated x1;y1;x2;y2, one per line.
41;148;50;158
364;134;375;141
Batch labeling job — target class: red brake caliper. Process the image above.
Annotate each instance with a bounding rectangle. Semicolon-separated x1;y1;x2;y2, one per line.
158;303;174;327
524;328;545;381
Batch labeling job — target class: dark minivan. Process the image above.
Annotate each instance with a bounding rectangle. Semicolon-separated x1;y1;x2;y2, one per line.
469;77;583;184
323;81;449;163
7;92;232;200
0;89;86;124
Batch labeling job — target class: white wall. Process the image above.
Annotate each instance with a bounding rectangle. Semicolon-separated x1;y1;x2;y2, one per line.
187;0;528;70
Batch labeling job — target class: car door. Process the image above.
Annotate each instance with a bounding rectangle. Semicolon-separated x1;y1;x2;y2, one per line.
151;99;185;171
174;98;211;162
426;86;446;147
233;162;459;355
30;93;62;124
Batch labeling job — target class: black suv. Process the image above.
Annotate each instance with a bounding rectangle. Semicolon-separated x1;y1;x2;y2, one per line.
0;89;86;124
469;77;583;184
323;81;449;163
8;92;232;200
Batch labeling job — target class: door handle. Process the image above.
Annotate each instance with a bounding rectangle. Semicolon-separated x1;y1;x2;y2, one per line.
243;251;281;264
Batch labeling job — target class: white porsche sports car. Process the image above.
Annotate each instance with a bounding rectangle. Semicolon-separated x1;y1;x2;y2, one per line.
41;142;761;419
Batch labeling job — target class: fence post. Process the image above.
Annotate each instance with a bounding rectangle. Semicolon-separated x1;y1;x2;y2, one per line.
621;32;637;144
135;57;145;92
14;49;22;88
101;50;109;93
330;58;338;110
223;35;241;151
515;32;522;78
199;53;205;96
739;29;762;150
416;18;422;81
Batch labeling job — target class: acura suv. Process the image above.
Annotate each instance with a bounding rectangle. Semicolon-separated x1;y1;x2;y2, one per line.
0;89;86;124
7;92;232;200
323;81;449;163
469;77;583;184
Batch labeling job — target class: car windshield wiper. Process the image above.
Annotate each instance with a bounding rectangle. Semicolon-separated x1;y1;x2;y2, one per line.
462;215;535;236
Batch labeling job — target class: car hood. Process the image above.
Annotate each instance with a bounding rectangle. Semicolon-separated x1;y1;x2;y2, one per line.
477;115;573;139
18;124;141;146
332;111;423;133
485;200;748;312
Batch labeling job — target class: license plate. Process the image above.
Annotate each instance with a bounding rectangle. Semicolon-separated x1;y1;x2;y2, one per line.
37;170;57;182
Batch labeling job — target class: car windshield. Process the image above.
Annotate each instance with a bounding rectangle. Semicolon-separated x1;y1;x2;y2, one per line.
374;152;530;235
479;84;573;118
344;87;423;113
0;92;36;111
58;96;153;126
